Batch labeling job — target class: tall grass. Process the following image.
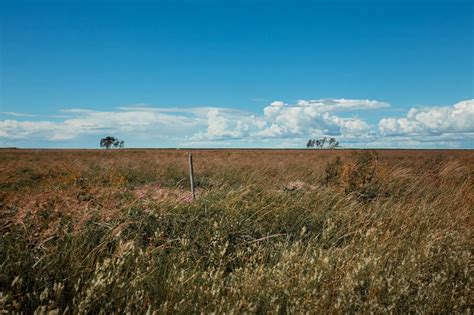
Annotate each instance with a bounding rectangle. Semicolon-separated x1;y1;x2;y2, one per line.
0;149;472;313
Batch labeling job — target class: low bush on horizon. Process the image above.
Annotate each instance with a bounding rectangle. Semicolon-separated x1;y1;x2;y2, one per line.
0;149;472;313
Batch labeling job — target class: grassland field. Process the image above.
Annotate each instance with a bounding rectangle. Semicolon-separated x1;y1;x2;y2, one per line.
0;149;472;313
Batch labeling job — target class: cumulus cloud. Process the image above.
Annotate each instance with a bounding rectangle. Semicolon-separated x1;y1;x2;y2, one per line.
379;100;474;135
191;109;251;140
269;101;287;107
256;106;371;138
199;98;381;141
190;98;472;148
1;99;472;148
0;98;387;145
188;99;380;141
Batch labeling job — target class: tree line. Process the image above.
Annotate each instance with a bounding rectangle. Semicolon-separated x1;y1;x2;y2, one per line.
306;137;339;149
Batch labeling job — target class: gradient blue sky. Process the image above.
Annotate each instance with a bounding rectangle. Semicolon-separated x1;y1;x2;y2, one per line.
0;0;473;148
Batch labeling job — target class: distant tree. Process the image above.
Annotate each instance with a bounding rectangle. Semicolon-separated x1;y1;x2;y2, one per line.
320;137;327;149
100;136;124;149
100;137;111;149
327;137;339;149
306;137;339;149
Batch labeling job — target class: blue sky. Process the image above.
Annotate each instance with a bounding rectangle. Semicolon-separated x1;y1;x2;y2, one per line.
0;0;473;148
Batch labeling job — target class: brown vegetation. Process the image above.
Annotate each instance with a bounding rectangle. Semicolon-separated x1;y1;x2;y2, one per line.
0;149;472;313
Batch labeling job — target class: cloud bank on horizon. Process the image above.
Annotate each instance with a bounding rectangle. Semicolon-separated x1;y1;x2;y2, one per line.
0;98;473;148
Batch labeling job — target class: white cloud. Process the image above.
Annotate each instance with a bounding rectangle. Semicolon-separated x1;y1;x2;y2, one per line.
324;114;372;137
0;98;387;145
270;101;287;107
296;98;389;112
379;100;474;135
191;109;253;140
188;99;380;141
205;109;245;139
250;99;378;139
1;99;472;148
1;111;69;118
191;99;472;148
0;120;60;140
1;112;39;118
0;107;207;142
255;107;371;138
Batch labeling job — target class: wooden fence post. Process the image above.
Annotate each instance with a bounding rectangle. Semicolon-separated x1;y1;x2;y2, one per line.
188;153;195;200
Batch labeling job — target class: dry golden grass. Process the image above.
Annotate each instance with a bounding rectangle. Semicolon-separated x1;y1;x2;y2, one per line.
0;149;472;313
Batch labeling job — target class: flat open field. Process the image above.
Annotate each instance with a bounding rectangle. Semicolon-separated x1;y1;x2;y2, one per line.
1;149;472;313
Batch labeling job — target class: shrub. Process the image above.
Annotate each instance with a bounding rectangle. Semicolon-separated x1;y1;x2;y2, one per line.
325;151;380;200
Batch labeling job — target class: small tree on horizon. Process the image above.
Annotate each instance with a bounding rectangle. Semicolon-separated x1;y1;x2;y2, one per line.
327;137;339;149
100;136;124;149
306;137;339;149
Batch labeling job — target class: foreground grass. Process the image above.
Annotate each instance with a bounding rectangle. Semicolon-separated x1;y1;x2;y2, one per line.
0;149;472;313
